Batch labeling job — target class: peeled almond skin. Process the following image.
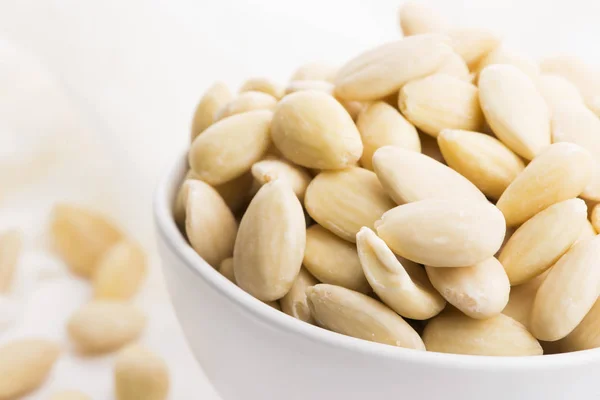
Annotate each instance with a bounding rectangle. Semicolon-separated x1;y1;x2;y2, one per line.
398;74;484;137
114;345;169;400
398;1;449;36
190;81;232;140
239;77;284;99
423;310;542;356
438;129;525;200
448;28;501;67
303;225;369;293
285;80;334;95
290;62;338;83
334;34;454;101
531;236;600;341
219;257;236;283
540;56;600;116
435;52;471;82
51;204;123;278
280;268;319;324
214;91;277;121
496;142;593;227
499;199;587;285
552;104;600;200
376;199;506;268
356;227;446;320
50;390;91;400
189;110;272;185
0;339;60;399
558;297;600;352
478;64;551;160
270;91;363;169
304;168;396;243
185;180;238;268
356;102;420;170
502;271;549;330
474;45;539;83
306;284;425;350
0;229;22;293
251;158;312;202
93;241;147;300
67;301;145;354
425;257;510;319
372;146;486;204
537;74;584;113
234;180;306;301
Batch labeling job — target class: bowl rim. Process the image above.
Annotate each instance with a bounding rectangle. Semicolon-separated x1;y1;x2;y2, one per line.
154;150;600;370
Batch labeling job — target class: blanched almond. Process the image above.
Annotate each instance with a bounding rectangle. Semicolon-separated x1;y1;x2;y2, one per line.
234;180;305;301
67;301;145;354
540;56;600;116
114;344;169;400
579;220;597;243
50;390;91;400
474;45;539;83
306;284;425;350
531;235;600;341
334;34;453;101
356;227;445;320
93;241;147;300
290;62;338;82
398;1;450;36
251;158;312;202
435;52;471;81
398;74;484;137
190;82;232;140
189;110;272;185
423;310;542;356
426;257;510;319
496;142;593;226
219;257;235;283
214;91;277;121
499;199;587;285
304;168;395;242
271;91;363;169
372;146;486;204
558;297;600;352
502;271;549;330
280;268;319;323
438;129;525;200
51;204;123;278
552;103;600;200
239;77;284;99
376;199;506;267
537;74;585;113
0;339;60;399
303;224;368;293
356;102;420;170
0;229;21;293
285;80;334;95
448;28;501;67
185;180;237;268
478;64;550;160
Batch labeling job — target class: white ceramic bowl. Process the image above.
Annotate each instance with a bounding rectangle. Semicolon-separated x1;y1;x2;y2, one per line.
155;154;600;400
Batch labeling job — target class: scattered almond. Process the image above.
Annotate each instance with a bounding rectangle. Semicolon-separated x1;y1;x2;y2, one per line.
93;241;147;300
0;229;21;293
114;344;169;400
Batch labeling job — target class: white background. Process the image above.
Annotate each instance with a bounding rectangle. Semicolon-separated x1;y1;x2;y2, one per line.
0;0;599;398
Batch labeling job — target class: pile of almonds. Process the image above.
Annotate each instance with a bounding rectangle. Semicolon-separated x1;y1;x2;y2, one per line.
179;1;600;357
0;205;169;399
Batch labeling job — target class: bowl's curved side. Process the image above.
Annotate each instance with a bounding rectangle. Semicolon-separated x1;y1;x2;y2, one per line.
154;152;600;400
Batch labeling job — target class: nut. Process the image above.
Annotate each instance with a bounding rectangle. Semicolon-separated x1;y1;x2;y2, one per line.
303;224;369;292
398;1;450;36
425;257;510;319
219;257;236;283
190;81;232;140
398;74;484;137
306;284;425;350
0;339;60;399
537;74;584;113
51;204;123;278
478;64;551;160
271;90;363;169
93;240;147;300
304;167;395;242
437;129;525;200
280;267;319;323
189;109;272;185
0;229;21;293
67;301;145;354
496;142;593;227
234;180;306;301
558;297;600;352
435;52;471;81
285;80;334;95
473;45;539;83
499;198;587;285
448;28;501;67
214;91;277;121
375;198;506;267
114;344;169;400
423;309;542;356
502;271;549;330
290;62;338;82
356;227;446;320
251;158;312;202
578;220;598;243
356;101;420;170
372;145;486;204
239;77;284;99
